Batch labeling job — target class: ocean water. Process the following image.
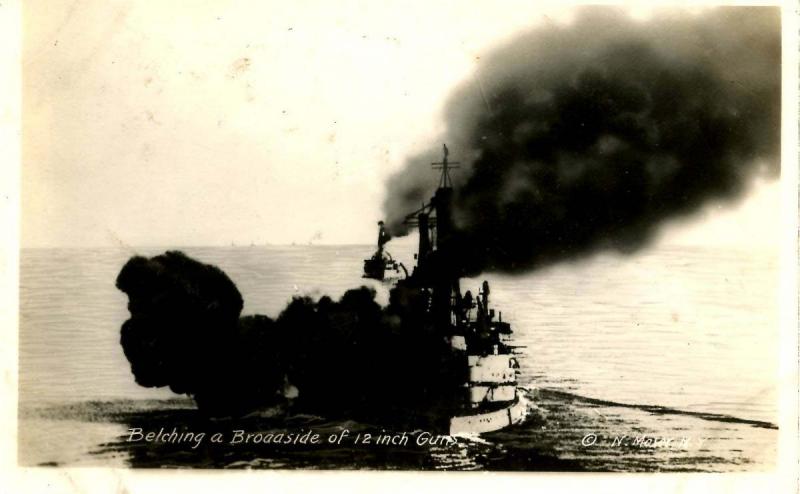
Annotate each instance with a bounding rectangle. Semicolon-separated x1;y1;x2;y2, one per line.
17;244;778;470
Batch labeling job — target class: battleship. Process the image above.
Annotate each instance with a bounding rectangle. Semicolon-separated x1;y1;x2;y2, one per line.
364;145;528;434
113;144;529;435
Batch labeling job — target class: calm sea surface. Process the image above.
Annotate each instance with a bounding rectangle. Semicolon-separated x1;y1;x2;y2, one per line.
18;244;779;470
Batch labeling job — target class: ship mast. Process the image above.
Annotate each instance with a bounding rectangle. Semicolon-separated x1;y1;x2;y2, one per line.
431;144;460;189
429;145;462;328
395;144;465;329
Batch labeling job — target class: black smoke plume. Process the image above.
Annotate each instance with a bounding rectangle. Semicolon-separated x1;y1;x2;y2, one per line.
383;7;780;275
116;252;286;416
117;251;464;419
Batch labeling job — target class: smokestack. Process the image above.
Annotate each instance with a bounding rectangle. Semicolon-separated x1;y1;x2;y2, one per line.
418;212;430;267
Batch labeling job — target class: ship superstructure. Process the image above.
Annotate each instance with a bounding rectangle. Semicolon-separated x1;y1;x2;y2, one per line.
365;145;527;434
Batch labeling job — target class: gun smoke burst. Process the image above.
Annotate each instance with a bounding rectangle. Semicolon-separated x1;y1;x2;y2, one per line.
117;251;464;418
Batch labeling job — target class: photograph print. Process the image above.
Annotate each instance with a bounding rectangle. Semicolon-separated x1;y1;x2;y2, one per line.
17;2;786;472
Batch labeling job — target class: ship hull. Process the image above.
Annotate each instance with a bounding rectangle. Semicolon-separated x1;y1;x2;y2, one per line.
449;391;527;435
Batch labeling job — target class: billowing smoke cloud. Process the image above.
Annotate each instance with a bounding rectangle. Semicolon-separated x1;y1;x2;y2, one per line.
116;252;286;416
117;251;464;418
384;7;780;275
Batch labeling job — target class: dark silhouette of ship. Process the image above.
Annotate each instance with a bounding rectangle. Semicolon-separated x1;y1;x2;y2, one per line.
364;145;527;434
362;222;406;281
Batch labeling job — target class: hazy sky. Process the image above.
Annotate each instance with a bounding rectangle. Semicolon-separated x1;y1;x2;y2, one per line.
22;1;781;249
